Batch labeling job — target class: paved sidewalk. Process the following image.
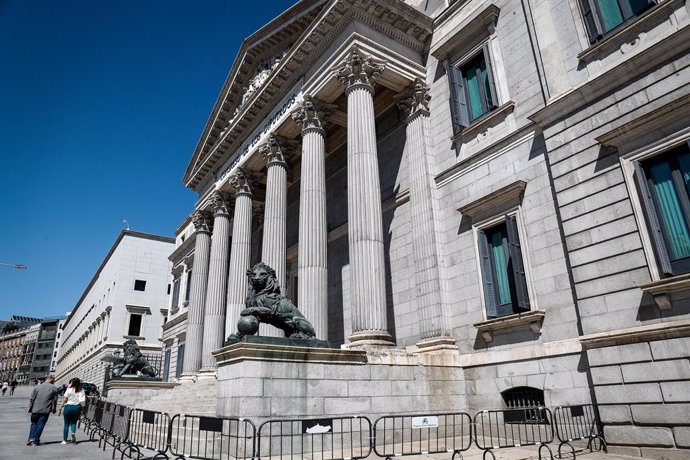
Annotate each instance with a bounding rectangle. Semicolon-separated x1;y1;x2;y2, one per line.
0;385;113;460
0;385;653;460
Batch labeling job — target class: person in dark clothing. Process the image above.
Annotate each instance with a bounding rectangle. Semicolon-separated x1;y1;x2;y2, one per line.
27;375;58;446
10;379;18;395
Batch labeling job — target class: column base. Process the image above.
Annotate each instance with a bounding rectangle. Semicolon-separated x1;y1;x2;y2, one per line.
196;368;218;380
415;336;458;353
347;330;395;348
177;372;198;383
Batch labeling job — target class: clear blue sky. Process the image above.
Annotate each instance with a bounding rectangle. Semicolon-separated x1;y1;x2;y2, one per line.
0;0;294;319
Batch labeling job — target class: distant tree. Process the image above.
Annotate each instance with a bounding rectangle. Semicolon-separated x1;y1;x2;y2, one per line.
2;323;18;334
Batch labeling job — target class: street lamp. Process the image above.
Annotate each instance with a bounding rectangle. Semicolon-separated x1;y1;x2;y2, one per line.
0;262;28;270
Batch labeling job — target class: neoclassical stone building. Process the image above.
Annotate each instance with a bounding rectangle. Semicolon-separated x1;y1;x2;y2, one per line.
159;0;690;456
55;230;174;391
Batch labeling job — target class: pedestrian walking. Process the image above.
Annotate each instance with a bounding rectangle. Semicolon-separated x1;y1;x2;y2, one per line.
10;379;18;395
2;381;8;395
59;378;85;445
26;374;58;446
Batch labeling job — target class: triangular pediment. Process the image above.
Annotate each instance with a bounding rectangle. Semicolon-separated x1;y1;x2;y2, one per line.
184;0;433;190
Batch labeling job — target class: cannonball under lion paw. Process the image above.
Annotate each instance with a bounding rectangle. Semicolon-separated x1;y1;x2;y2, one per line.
237;315;260;336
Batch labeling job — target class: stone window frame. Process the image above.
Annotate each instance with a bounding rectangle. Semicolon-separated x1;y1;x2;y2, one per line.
124;305;150;340
571;0;682;64
431;3;514;144
617;128;690;309
459;181;545;342
471;206;538;320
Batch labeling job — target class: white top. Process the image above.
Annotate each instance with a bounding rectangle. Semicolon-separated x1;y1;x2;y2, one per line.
64;387;86;406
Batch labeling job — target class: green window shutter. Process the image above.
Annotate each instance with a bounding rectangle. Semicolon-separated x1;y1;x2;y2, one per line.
579;0;605;43
443;59;469;132
478;229;498;317
506;216;530;310
634;161;673;275
482;43;499;109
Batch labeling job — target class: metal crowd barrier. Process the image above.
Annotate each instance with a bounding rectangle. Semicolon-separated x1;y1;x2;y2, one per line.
97;402;119;449
103;404;131;458
78;401;607;460
119;409;171;460
373;412;472;459
81;398;100;437
256;416;372;460
168;414;256;460
474;407;554;460
553;404;606;459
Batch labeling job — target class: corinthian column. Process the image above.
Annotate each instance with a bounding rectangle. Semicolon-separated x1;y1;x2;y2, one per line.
259;135;296;290
291;96;336;340
199;192;232;373
224;169;255;337
181;210;212;378
396;79;456;351
335;49;394;346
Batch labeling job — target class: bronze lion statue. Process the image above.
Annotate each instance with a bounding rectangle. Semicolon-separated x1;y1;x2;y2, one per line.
110;339;158;378
226;262;317;341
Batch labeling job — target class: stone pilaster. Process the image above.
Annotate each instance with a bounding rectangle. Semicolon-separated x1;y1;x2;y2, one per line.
225;169;256;337
291;96;336;340
396;79;456;351
335;49;394;346
199;192;232;373
181;210;212;378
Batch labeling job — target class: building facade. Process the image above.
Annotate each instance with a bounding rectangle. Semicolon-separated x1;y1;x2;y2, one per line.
0;322;40;384
29;317;65;381
17;324;40;383
55;230;174;391
164;0;689;457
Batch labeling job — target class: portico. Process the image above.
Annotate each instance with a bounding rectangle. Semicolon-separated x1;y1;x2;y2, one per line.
176;0;455;376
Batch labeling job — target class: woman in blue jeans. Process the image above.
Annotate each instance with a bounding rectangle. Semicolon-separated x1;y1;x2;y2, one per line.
59;378;85;444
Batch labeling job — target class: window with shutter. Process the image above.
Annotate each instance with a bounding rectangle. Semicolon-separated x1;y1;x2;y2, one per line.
477;216;531;318
635;144;690;275
445;45;500;134
579;0;657;43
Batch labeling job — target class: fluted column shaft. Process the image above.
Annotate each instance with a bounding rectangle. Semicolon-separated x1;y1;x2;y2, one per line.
200;194;232;371
336;49;394;346
260;135;294;291
291;96;336;340
297;127;329;339
225;171;254;336
397;79;453;344
346;84;392;344
407;112;445;338
182;212;212;376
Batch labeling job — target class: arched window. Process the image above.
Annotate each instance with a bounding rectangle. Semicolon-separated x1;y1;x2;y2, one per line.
501;386;546;424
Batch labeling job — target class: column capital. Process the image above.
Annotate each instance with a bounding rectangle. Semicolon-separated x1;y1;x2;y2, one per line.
334;48;386;94
210;191;232;217
395;78;431;122
291;96;336;135
230;168;258;198
259;134;297;169
192;210;213;234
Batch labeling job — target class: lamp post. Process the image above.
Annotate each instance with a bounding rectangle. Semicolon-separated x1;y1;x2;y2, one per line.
0;263;27;270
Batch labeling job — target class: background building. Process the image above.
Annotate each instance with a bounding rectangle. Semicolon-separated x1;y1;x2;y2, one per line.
55;230;174;391
17;324;40;383
140;0;689;457
0;322;39;383
29;317;65;381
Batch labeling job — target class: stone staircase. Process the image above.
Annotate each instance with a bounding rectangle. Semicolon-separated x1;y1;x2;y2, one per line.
136;378;217;416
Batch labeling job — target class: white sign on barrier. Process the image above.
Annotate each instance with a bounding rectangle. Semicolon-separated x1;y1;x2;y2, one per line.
411;416;438;429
